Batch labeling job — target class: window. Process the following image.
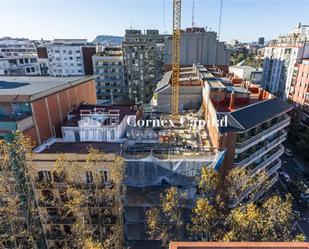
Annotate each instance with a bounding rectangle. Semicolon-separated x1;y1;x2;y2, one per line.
76;50;80;53
30;58;37;63
85;171;94;184
26;68;31;73
38;170;51;181
100;170;108;184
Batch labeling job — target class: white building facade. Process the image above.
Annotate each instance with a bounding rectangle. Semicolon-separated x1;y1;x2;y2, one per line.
0;55;41;75
262;23;309;99
46;39;95;77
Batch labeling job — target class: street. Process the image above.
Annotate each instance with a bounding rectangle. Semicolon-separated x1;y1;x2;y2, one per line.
280;147;309;241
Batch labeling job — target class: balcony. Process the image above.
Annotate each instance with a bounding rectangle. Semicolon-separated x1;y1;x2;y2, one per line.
229;172;279;208
252;173;279;202
249;148;284;177
266;159;282;176
235;115;290;151
234;133;286;168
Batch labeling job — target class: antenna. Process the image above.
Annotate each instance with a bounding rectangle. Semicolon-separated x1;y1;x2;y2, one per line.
218;0;223;39
191;0;195;28
163;0;166;34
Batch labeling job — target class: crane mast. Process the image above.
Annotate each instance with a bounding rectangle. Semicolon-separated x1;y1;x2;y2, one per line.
171;0;181;116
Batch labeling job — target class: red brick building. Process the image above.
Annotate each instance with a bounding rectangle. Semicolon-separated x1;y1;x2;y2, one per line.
0;76;96;145
169;242;309;249
289;58;309;106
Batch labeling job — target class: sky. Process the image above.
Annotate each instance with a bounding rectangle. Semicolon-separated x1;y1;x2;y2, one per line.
0;0;308;43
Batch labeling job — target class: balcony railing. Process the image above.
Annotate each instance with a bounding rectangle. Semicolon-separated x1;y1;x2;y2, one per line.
250;148;284;176
234;134;286;168
266;159;282;176
236;115;290;149
252;173;279;202
229;172;279;208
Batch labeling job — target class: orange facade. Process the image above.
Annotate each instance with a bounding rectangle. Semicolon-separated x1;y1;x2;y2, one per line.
29;79;96;145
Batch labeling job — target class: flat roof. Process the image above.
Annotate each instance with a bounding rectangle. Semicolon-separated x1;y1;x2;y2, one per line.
38;142;122;154
0;76;93;102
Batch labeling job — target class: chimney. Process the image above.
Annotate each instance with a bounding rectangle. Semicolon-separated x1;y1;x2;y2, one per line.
135;106;143;121
229;91;235;110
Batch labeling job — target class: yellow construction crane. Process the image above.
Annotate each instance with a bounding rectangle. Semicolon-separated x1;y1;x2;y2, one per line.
171;0;181;116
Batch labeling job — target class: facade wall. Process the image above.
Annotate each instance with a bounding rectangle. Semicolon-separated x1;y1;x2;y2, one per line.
30;79;96;144
82;46;96;75
123;29;165;103
262;46;308;99
290;59;309;105
0;55;41;76
28;152;122;249
164;31;230;66
93;53;125;104
47;44;86;77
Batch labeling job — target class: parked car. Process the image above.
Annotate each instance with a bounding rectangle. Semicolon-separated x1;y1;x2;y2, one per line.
280;171;291;182
300;190;309;205
284;147;294;157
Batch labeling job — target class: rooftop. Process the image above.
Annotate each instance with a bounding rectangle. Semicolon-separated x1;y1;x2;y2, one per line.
0;76;93;102
154;66;201;94
63;103;136;127
36;141;122;154
218;98;293;133
122;113;215;160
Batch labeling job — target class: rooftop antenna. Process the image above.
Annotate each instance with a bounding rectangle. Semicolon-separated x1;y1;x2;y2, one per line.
191;0;195;28
218;0;223;39
163;0;166;34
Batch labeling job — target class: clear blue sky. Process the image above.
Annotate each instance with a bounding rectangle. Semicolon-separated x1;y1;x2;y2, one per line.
0;0;308;43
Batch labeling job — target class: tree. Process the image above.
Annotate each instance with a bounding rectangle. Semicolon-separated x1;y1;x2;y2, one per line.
52;148;125;249
146;187;187;247
147;166;304;246
223;194;301;242
0;131;45;248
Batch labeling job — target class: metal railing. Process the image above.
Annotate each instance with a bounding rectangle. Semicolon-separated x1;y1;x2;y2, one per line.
250;148;284;176
236;116;290;149
234;135;286;167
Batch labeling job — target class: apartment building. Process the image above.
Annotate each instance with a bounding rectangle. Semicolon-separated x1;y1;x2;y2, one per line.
45;39;96;77
0;37;42;76
0;76;96;144
201;65;292;206
123;29;165;104
289;58;309;106
0;54;41;75
92;46;125;104
0;37;36;56
164;27;230;71
28;143;124;249
35;109;217;248
262;23;309;99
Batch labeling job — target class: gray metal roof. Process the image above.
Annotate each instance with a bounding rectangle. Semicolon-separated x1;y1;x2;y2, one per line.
219;98;293;133
0;76;93;102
